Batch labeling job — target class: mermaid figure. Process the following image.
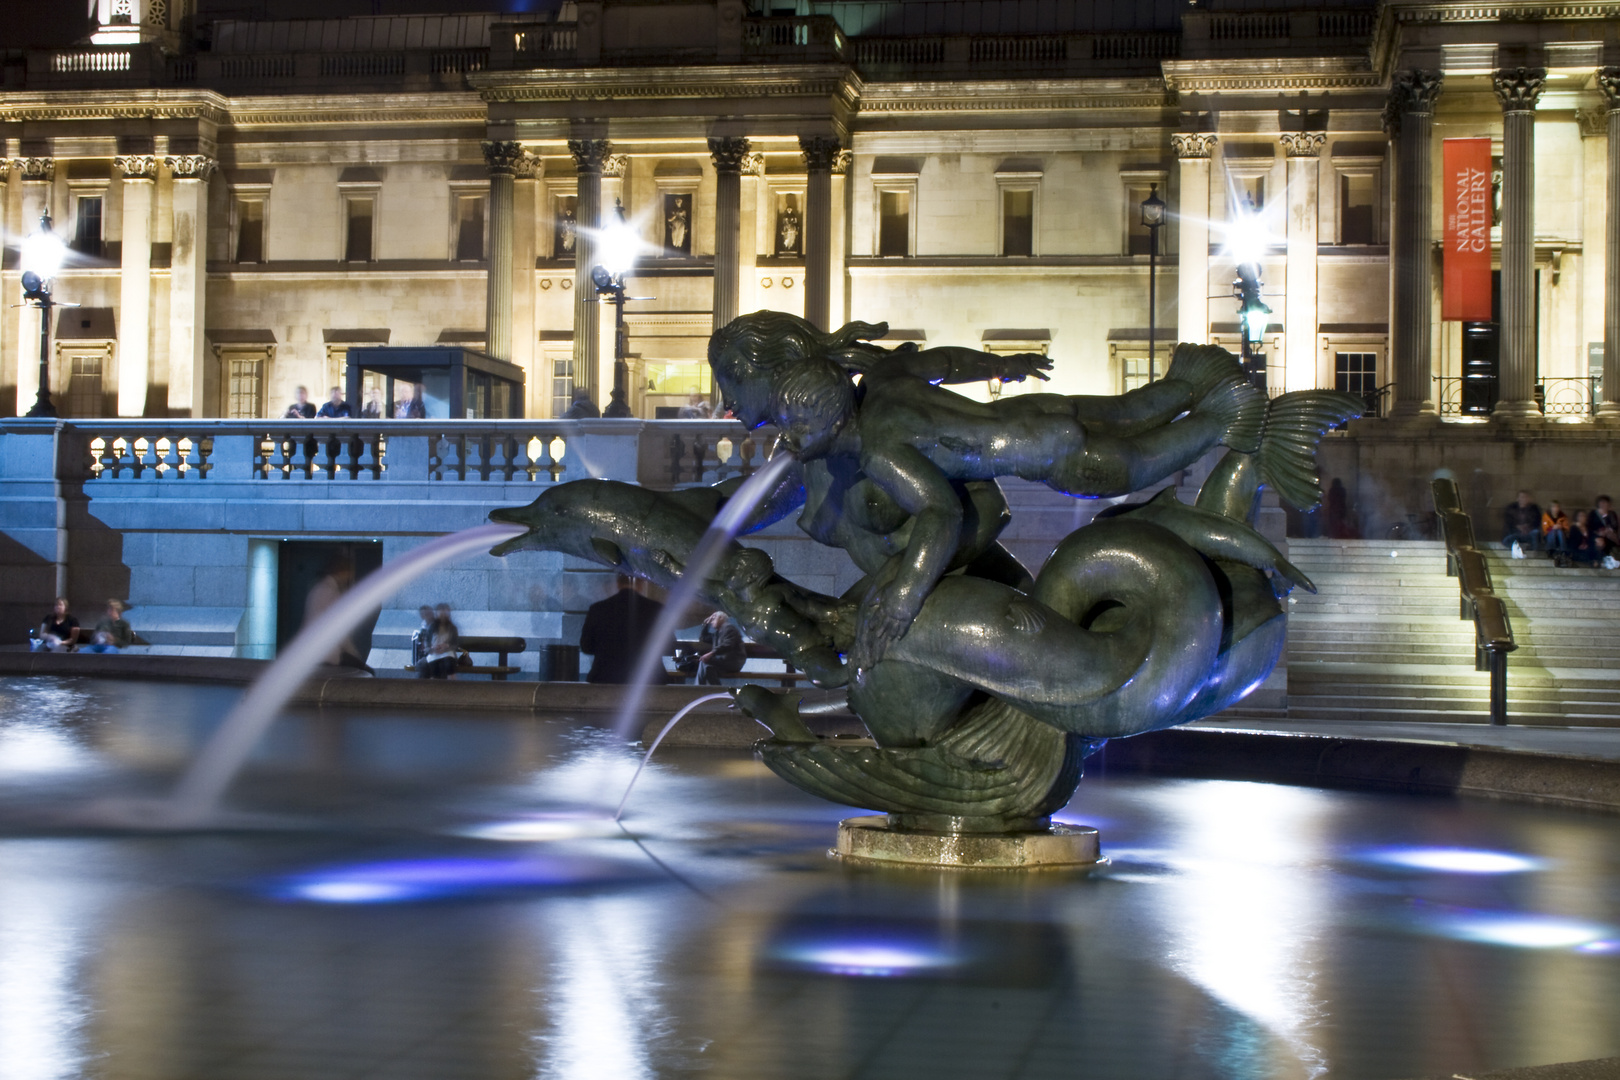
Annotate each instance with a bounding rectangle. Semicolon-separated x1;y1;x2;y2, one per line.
492;311;1360;828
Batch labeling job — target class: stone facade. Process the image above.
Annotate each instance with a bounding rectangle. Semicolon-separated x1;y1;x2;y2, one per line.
3;0;1618;425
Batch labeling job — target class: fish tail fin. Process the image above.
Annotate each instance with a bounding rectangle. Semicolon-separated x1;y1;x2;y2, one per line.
1164;343;1247;401
1192;375;1266;454
1256;390;1363;510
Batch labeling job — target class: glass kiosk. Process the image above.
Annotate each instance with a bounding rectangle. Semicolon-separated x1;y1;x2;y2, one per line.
344;346;525;420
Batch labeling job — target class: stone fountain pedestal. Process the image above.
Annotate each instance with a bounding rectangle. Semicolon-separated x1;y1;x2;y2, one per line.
834;815;1101;870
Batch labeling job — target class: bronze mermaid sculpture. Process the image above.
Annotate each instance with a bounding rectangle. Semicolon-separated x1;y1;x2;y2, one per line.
491;311;1360;829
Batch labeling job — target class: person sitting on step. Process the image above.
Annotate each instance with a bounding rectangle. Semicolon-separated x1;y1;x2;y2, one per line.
1501;490;1542;553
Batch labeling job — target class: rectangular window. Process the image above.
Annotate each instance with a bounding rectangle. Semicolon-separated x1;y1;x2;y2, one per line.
235;199;264;263
1232;176;1265;217
1334;352;1378;398
227;354;265;418
878;190;911;257
1121;355;1163;392
66;353;105;417
345;197;374;262
72;197;103;257
1002;189;1033;257
552;354;575;418
455;195;485;261
1340;174;1376;245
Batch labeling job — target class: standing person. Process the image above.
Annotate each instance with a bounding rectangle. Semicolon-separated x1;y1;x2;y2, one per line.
31;597;80;652
316;386;350;418
360;387;384;419
695;610;746;685
304;556;371;672
283;386;315;419
1501;490;1542;552
395;382;426;419
81;599;138;653
579;575;672;684
561;388;599;419
602;387;634;418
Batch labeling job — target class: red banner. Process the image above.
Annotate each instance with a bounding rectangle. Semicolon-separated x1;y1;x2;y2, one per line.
1443;138;1493;322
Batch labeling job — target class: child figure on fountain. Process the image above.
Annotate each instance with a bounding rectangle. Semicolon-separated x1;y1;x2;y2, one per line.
708;312;1265;669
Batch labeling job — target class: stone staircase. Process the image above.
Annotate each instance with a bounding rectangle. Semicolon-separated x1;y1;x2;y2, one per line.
1233;537;1620;727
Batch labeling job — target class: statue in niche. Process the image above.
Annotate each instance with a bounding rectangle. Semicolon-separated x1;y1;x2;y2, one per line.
665;194;691;255
492;312;1359;830
776;196;801;256
555;197;577;257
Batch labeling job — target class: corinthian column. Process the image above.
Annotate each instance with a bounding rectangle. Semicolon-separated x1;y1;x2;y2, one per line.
165;154;217;416
799;135;842;332
1493;67;1547;418
482;140;527;362
114;155;157;416
1172;134;1216;345
1385;70;1443;418
709;136;750;334
1601;68;1620;420
1281;132;1325;393
568;138;611;408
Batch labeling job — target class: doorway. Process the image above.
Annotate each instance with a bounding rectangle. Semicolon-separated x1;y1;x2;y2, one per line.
275;541;384;659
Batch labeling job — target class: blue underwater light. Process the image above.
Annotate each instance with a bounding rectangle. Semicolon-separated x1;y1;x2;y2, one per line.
266;854;653;904
1359;847;1544;875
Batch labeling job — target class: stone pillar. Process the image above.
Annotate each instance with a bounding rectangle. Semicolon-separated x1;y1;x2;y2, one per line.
1172;134;1216;345
1280;133;1325;393
482;141;526;362
13;158;53;413
799;135;842;332
1493;67;1547;418
709;136;750;334
511;154;541;415
165;154;216;417
568;138;610;408
1598;70;1620;419
1384;71;1443;418
114;155;157;417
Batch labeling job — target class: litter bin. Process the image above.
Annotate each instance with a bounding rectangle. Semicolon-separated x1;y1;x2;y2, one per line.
537;643;581;682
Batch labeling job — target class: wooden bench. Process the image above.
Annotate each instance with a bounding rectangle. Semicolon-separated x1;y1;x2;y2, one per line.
674;639;811;688
407;635;525;680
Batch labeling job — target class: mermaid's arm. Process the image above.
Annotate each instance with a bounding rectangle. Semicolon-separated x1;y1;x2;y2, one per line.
867;346;1052;386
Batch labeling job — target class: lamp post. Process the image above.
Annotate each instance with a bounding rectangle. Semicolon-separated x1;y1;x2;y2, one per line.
20;211;68;418
591;200;644;416
1229;199;1272;392
1139;184;1166;383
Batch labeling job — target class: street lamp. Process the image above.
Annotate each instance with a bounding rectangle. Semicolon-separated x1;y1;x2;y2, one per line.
1139;184;1166;383
591;200;647;416
19;211;68;418
1228;200;1272;392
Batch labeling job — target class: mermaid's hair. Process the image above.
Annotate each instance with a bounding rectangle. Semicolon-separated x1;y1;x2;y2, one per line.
709;312;885;438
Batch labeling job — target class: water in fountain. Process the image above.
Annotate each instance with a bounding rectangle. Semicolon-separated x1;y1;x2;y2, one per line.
615;692;744;821
608;451;797;740
151;521;527;826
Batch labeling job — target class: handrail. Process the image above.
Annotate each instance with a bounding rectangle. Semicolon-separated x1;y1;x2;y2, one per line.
1431;477;1516;725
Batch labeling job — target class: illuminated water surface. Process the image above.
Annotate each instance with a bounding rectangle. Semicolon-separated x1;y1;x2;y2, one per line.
0;676;1616;1080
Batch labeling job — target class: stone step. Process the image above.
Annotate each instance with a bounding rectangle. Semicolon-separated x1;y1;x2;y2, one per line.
1274;703;1620;727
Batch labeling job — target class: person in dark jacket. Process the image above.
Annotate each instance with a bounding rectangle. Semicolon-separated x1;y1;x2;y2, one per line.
579;576;672;684
561;389;600;419
602;387;634;418
1502;490;1541;551
695;611;747;685
316;386;350;418
1589;495;1619;559
1570;511;1597;566
283;385;316;419
32;597;80;652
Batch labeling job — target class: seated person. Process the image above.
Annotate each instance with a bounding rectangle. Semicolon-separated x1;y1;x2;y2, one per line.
31;597;80;652
418;622;460;679
1570;511;1598;566
1589;495;1619;558
80;599;138;654
1542;501;1570;557
409;605;436;668
695;611;747;685
1502;490;1541;551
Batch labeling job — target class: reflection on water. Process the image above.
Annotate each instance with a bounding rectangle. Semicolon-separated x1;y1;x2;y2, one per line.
0;676;1618;1080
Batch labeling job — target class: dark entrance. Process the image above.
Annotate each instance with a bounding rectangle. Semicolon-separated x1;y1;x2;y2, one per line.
1460;270;1501;416
275;541;384;659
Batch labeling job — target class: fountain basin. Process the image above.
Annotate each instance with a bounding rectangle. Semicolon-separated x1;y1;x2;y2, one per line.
835;815;1101;869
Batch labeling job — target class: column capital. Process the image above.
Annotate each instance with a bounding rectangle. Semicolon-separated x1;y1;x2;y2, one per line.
799;135;844;172
740;152;765;177
1382;70;1443;135
165;155;218;181
568;138;614;175
482;140;535;177
114;155;159;180
1493;67;1547;113
832;149;853;175
1171;133;1217;159
708;136;753;173
602;153;628;178
1598;67;1620;111
12;157;55;181
1279;132;1326;158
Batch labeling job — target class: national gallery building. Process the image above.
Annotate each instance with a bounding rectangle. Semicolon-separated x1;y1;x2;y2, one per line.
2;0;1619;430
